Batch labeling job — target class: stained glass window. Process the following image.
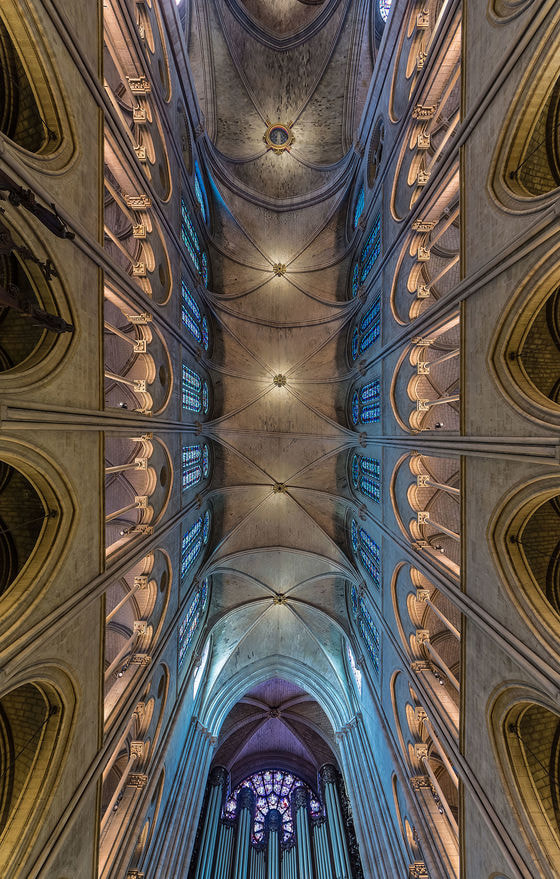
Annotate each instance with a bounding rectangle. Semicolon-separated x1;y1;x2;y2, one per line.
224;770;322;845
352;455;381;503
193;637;210;695
351;297;381;360
351;379;380;424
181;197;209;284
359;215;381;283
347;642;362;694
182;443;209;490
353;185;364;229
351;262;360;298
178;577;209;667
182;363;209;414
181;512;210;579
195;166;208;224
351;518;381;588
358;596;381;673
379;0;392;22
182;280;209;350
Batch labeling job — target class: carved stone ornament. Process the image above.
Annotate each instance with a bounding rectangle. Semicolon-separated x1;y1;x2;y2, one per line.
266;808;283;831
291;786;309;811
319;764;338;785
127;871;145;879
130;741;144;760
128;773;148;789
410;775;432;791
238;786;256;811
414;742;429;760
209;765;228;788
263;121;295;153
409;862;430;879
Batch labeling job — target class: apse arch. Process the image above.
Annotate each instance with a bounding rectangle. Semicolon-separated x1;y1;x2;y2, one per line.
490;473;560;660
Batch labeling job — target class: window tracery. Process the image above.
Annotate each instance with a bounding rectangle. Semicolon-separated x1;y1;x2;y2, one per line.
359;215;381;283
182;443;209;490
180;511;210;579
352;454;381;502
182;280;209;349
350;585;381;674
351;379;380;424
182;363;209;414
224;770;321;845
195;165;208;223
353;185;364;229
351;519;381;588
181;197;209;284
178;577;208;667
346;641;362;694
379;0;392;22
351;297;380;360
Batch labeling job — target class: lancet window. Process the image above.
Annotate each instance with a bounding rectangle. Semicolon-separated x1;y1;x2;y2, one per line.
224;770;321;845
359;215;381;283
181;511;210;579
178;578;208;667
379;0;392;22
351;519;381;588
346;642;362;694
195;165;208;223
181;197;208;284
351;586;381;674
182;443;209;490
182;363;209;414
351;379;381;424
354;185;365;229
352;454;381;502
351;297;381;360
182;280;209;350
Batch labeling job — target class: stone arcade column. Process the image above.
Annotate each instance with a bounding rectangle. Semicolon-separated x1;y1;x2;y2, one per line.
195;766;228;879
232;787;255;879
292;786;314;878
266;809;281;879
319;765;352;879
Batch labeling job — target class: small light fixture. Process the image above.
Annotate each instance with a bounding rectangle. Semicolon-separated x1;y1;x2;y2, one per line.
273;374;286;387
273;263;286;276
263;121;295;154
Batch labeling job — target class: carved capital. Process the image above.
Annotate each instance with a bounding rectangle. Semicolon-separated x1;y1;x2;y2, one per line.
409;862;429;879
411;660;431;673
238;786;255;811
414;742;429;760
414;707;428;725
128;772;148;789
412;104;436;120
209;765;228;788
319;763;338;785
415;628;430;644
410;775;431;791
291;786;309;811
130;741;144;761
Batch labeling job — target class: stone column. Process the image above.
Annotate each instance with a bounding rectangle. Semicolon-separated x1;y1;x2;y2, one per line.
292;786;313;879
214;821;234;879
313;819;334;879
266;809;281;879
194;766;228;879
232;787;255;879
319;765;352;879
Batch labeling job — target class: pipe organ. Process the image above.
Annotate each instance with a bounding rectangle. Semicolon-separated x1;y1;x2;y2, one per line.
189;765;362;879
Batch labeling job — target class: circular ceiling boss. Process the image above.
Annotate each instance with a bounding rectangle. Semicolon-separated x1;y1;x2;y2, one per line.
263;121;295;153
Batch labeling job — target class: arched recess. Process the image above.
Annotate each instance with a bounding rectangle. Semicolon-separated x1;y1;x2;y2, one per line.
488;0;536;22
104;550;171;723
491;255;560;427
368;117;385;189
0;208;74;388
0;439;74;640
126;767;165;877
491;474;560;660
491;19;560;212
0;0;75;169
391;452;461;578
0;668;75;879
177;103;193;174
391;169;460;325
104;434;172;557
491;686;560;879
104;287;173;415
391;313;460;432
391;564;460;734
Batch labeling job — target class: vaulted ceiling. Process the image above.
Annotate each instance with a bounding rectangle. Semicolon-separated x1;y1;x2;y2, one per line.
187;0;375;777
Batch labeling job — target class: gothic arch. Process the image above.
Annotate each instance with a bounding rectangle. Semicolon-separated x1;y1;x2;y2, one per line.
0;0;75;169
490;685;560;879
491;15;560;212
0;667;76;879
0;438;74;639
0;208;74;388
488;0;537;23
490;473;560;660
491;252;560;427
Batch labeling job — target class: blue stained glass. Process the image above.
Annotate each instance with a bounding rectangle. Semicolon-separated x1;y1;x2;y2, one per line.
360;299;380;332
361;380;380;402
360;324;380;352
351;584;358;615
351;390;360;425
178;576;209;668
203;510;210;543
351;262;360;298
181;516;204;578
361;457;381;477
182;443;209;490
351;454;360;488
361;476;380;502
351;519;359;553
358;596;380;673
224;770;320;845
359;527;381;588
354;185;364;229
361;402;380;423
195;172;207;223
201;252;209;287
359;215;381;283
182;363;206;412
379;0;392;22
351;327;359;360
201;316;209;350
